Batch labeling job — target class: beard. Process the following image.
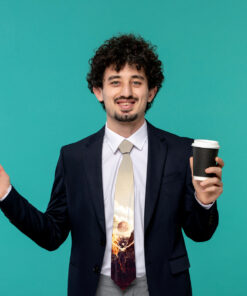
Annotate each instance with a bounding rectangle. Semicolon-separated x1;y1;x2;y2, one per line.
114;112;138;122
113;95;140;122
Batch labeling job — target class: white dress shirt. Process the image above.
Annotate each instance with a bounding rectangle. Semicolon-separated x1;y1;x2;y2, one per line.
101;121;149;277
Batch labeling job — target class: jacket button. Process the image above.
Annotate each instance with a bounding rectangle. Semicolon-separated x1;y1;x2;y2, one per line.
93;265;100;274
100;239;106;246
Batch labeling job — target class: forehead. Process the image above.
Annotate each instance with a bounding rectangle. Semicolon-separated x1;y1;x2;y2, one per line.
103;63;146;79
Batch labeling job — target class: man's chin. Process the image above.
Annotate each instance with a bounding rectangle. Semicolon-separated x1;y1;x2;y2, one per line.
114;112;138;122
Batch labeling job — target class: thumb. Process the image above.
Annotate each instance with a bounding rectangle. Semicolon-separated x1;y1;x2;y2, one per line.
0;164;6;174
189;157;193;176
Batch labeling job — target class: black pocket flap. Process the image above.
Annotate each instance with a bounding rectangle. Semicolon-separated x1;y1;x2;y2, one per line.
169;255;190;274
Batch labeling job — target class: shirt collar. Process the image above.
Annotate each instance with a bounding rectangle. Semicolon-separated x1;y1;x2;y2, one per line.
104;120;148;154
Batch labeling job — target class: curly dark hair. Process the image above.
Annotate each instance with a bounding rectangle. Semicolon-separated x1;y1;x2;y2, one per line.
87;34;164;112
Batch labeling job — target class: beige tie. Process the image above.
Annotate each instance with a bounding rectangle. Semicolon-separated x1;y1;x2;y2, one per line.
111;140;136;290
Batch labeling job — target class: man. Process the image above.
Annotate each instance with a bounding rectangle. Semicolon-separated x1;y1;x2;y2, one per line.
0;34;224;296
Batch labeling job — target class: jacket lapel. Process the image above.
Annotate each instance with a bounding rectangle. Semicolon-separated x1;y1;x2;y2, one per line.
144;122;168;233
83;126;106;235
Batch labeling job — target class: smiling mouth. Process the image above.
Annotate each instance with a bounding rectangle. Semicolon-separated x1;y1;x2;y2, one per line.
116;99;136;111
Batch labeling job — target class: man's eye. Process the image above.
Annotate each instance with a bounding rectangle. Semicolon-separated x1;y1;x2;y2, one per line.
111;81;120;85
133;81;141;85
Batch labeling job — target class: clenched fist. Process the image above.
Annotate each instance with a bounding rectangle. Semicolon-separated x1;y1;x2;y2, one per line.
0;164;10;199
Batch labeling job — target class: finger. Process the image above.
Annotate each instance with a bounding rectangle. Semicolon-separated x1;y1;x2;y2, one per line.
202;185;223;193
0;164;7;175
189;157;193;176
200;177;221;187
205;167;222;179
200;177;223;187
216;157;224;168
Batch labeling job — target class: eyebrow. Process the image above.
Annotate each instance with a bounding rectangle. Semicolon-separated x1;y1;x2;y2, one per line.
107;75;145;81
108;75;121;81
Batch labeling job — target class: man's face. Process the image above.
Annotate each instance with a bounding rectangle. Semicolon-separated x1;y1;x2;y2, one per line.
93;63;157;125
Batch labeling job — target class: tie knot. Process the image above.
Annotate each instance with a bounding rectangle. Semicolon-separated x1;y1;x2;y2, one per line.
118;140;133;154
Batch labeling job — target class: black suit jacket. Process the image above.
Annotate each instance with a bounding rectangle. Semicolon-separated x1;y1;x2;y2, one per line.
0;121;218;296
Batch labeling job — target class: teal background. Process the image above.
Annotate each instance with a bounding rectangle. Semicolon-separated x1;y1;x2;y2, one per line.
0;0;246;295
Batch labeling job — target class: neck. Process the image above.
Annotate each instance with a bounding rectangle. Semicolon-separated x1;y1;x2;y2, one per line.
106;117;145;138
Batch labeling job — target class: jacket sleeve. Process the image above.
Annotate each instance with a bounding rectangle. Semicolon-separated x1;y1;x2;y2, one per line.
181;153;219;242
0;148;70;251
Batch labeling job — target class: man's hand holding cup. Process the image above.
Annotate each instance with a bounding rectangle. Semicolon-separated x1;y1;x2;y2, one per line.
189;140;224;205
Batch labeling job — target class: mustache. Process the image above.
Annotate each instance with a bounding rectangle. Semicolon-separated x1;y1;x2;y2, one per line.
114;96;138;103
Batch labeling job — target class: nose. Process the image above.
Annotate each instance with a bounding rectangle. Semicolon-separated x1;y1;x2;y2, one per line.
120;83;133;97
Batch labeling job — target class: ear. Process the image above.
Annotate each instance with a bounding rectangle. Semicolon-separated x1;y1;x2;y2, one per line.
147;86;158;103
93;87;104;102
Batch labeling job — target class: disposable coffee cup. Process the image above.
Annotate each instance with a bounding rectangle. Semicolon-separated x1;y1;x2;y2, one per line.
192;139;220;180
